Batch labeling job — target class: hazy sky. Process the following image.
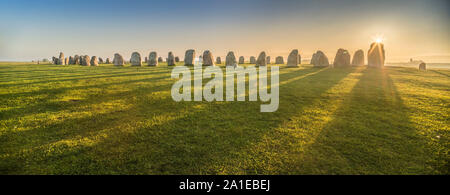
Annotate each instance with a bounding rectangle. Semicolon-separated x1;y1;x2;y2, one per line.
0;0;449;62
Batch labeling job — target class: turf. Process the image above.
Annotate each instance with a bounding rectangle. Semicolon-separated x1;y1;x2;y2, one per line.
0;62;448;174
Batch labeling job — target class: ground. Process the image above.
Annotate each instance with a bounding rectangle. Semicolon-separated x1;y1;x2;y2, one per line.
0;62;448;174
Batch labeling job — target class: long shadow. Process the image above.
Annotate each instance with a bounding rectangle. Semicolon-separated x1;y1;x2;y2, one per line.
294;68;433;174
1;67;352;174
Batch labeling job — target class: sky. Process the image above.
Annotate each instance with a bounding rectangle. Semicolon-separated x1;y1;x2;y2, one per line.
0;0;449;62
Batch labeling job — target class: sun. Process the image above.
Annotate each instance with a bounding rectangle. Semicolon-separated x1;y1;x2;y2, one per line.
372;34;385;44
375;37;383;43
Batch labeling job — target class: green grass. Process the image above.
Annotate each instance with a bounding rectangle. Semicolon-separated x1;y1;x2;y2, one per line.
0;62;448;174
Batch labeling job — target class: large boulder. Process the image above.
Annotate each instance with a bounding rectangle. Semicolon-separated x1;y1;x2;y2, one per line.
275;56;284;64
148;52;158;66
225;51;237;66
175;56;180;62
68;56;74;65
287;49;299;67
419;62;426;71
266;56;271;64
368;43;385;68
202;50;214;66
184;49;195;66
98;57;104;64
113;53;125;66
256;52;267;66
158;57;163;63
311;51;330;67
216;57;222;64
90;56;99;66
105;58;110;64
167;52;176;66
82;55;91;66
73;55;79;65
58;52;65;65
250;56;256;64
64;58;69;65
333;48;351;67
351;49;364;66
130;52;142;66
239;56;245;64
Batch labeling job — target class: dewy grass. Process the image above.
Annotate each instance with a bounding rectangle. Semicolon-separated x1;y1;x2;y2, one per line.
0;62;448;175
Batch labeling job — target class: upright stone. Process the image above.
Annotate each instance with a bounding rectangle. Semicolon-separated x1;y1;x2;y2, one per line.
130;52;142;66
105;58;110;64
250;56;256;64
225;51;237;66
58;52;65;65
175;56;180;62
333;48;351;67
113;53;125;66
158;57;163;63
82;55;91;66
351;49;364;66
144;57;148;63
99;57;104;64
368;43;385;68
266;56;271;64
275;56;284;64
64;58;69;65
256;52;267;66
216;57;222;64
419;62;426;71
287;49;299;67
311;51;330;67
167;52;176;66
184;49;196;66
202;50;214;66
91;56;99;66
148;52;158;66
68;56;74;65
239;56;245;64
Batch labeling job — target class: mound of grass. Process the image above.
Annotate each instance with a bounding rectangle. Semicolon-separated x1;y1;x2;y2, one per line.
0;62;448;174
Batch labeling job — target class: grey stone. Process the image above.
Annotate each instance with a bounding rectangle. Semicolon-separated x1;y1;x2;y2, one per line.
275;56;284;64
58;52;65;65
184;49;195;66
91;56;99;66
148;52;158;66
175;56;180;62
130;52;142;66
216;56;222;64
167;52;176;66
333;48;351;67
202;50;214;66
311;51;330;67
225;51;237;66
82;55;91;66
239;56;245;64
250;56;256;64
256;52;266;66
287;49;300;67
419;62;426;70
113;53;125;66
266;56;271;64
105;58;110;64
368;43;385;68
351;49;364;66
158;57;163;63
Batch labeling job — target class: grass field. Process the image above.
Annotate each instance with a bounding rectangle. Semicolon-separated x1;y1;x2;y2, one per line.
0;62;448;175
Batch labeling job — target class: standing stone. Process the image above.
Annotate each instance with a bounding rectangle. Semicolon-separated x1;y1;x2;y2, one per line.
99;57;104;64
105;58;110;64
225;51;237;66
79;56;83;65
351;49;365;66
216;57;222;64
158;57;163;63
202;50;214;66
175;56;180;62
130;52;142;66
64;58;69;65
239;56;245;64
266;56;271;64
250;56;256;64
82;55;91;66
90;56;99;66
368;43;385;68
113;53;125;66
333;48;351;67
256;52;267;66
144;57;148;63
419;62;426;71
184;49;196;66
275;56;284;64
311;51;330;67
287;49;300;67
148;52;158;66
58;52;65;65
52;57;56;64
167;52;176;66
68;56;74;65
